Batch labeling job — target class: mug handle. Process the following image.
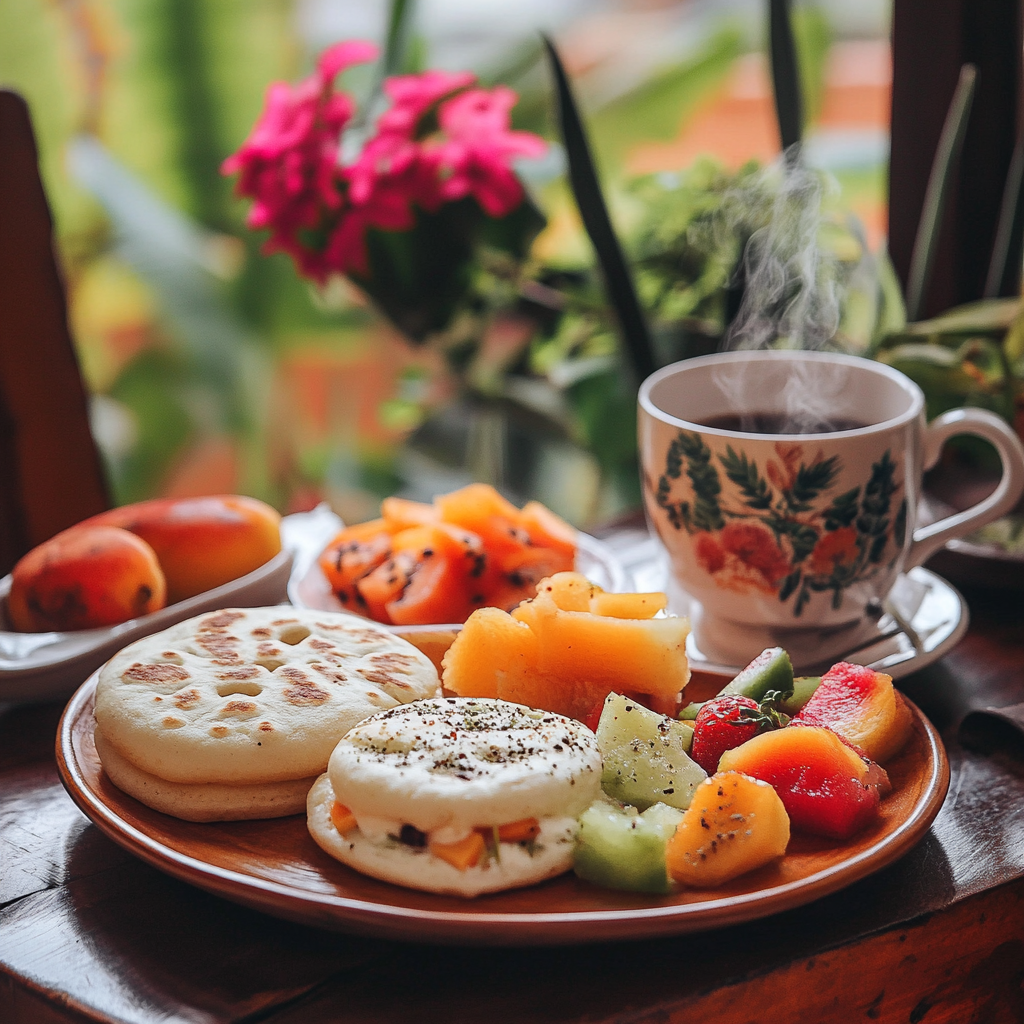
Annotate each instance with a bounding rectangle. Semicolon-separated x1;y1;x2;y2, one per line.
906;407;1024;568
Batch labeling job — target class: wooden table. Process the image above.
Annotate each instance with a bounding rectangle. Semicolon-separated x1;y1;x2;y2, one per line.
2;558;1023;1023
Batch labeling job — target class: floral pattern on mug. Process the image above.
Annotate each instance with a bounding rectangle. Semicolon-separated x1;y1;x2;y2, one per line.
654;433;909;616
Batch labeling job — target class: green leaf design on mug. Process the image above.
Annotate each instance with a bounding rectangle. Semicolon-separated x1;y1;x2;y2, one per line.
658;432;724;533
659;438;904;618
719;447;773;509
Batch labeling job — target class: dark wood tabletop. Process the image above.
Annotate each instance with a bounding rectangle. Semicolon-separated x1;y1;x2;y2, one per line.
2;557;1023;1024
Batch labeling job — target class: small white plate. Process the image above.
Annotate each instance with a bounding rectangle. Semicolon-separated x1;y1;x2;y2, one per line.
285;504;631;619
0;549;293;704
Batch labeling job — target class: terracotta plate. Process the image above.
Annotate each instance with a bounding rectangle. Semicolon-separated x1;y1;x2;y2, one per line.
57;674;949;946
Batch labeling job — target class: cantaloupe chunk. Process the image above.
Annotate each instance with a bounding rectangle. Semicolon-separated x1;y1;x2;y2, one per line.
441;607;537;698
430;831;486;870
496;817;541;842
442;572;690;722
330;801;358;835
665;772;790;887
589;591;668;619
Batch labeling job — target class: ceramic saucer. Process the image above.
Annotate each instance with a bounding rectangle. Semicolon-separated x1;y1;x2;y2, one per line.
616;532;968;681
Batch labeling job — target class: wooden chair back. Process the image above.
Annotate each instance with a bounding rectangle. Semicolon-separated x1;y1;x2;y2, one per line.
0;90;109;576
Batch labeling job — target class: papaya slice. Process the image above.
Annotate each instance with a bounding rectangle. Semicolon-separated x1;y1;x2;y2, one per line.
319;524;395;614
316;483;579;625
381;497;439;530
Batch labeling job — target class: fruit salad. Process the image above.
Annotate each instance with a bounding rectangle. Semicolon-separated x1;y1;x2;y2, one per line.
573;651;915;894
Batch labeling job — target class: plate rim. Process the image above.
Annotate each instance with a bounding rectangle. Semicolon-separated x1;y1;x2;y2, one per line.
56;675;950;946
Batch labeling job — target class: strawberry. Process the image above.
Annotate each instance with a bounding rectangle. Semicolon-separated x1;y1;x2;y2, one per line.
690;692;790;774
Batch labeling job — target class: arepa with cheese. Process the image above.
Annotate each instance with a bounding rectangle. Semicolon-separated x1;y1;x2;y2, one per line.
307;697;602;896
93;607;440;820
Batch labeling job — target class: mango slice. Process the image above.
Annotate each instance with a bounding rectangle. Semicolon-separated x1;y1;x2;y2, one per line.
84;495;281;604
665;771;790;887
8;525;166;631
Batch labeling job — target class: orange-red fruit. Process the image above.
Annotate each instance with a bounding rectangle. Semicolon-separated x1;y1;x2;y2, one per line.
8;525;166;631
319;521;396;615
795;661;913;763
357;524;486;625
718;726;888;840
317;484;578;624
83;495;281;604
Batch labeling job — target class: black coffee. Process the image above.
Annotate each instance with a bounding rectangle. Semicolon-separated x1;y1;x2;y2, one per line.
698;411;869;434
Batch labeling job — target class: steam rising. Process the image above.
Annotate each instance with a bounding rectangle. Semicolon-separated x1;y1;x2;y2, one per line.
722;152;841;353
716;150;849;433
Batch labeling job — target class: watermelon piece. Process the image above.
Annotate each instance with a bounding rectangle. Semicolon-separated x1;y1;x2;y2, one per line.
795;662;913;763
718;726;888;840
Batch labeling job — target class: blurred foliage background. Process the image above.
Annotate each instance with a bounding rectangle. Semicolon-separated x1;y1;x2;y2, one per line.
0;0;895;527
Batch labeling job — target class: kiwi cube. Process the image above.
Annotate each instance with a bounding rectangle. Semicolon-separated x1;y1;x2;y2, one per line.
718;647;794;702
574;799;684;894
779;675;822;714
596;693;706;811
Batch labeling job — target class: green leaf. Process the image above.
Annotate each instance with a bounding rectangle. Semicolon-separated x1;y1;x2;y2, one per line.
544;37;656;385
778;570;801;602
868;533;888;563
719;446;773;509
776;520;819;564
769;0;803;150
904;297;1020;337
1004;305;1024;363
823;487;860;530
857;450;897;539
905;64;977;322
894;498;908;547
786;455;840;508
659;432;723;533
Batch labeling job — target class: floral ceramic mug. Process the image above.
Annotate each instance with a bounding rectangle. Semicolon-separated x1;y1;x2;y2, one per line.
638;351;1024;666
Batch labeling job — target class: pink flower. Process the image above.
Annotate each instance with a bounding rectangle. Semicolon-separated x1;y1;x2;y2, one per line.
427;86;547;216
222;41;378;272
224;46;546;287
346;69;476;215
377;70;475;137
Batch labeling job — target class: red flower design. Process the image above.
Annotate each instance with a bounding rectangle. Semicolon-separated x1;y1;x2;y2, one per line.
695;533;726;574
720;522;791;586
807;526;860;576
